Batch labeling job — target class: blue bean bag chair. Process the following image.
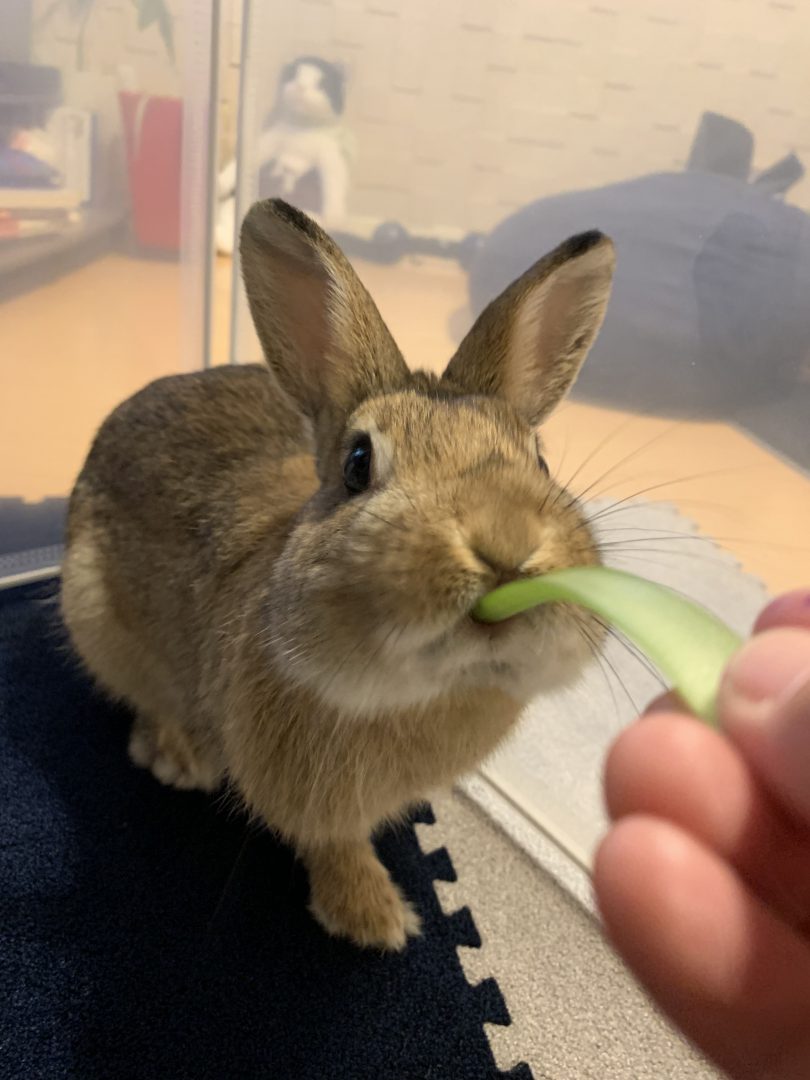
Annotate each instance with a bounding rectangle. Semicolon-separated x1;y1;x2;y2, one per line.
467;114;810;425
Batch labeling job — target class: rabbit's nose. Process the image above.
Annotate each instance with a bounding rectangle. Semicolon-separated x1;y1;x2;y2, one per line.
468;522;540;583
464;491;541;582
471;545;534;587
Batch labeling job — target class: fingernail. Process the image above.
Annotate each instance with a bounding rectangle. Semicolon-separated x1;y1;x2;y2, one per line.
754;589;810;634
719;629;810;727
642;691;682;718
642;692;667;716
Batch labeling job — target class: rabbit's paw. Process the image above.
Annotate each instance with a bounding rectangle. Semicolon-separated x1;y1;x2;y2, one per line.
128;717;221;793
307;843;422;951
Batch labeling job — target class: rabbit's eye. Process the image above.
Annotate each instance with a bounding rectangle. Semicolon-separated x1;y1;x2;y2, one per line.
343;434;373;494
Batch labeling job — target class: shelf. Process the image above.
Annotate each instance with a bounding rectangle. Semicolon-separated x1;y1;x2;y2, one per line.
0;205;128;300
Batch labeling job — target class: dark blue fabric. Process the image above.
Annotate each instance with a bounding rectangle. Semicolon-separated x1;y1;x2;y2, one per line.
0;582;531;1080
0;497;66;556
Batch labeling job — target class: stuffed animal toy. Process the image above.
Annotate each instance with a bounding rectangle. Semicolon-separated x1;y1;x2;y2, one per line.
216;56;352;254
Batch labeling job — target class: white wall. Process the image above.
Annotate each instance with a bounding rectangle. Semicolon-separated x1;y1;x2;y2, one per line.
31;0;810;231
228;0;810;231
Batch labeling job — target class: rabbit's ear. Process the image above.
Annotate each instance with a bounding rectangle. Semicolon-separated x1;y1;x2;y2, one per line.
240;199;409;452
442;231;615;425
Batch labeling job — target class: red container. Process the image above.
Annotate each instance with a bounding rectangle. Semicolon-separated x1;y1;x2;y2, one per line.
119;90;182;253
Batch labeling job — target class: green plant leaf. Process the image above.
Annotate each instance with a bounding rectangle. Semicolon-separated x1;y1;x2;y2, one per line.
135;0;158;29
472;567;743;724
130;0;175;61
156;6;175;63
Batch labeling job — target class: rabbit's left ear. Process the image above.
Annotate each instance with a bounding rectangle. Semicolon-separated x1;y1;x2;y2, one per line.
442;231;615;425
240;198;410;466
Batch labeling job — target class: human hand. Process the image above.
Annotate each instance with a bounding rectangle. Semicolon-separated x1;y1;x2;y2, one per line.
594;590;810;1079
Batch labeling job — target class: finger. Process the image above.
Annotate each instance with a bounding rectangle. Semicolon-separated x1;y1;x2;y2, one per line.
719;629;810;827
754;590;810;634
604;713;810;928
595;817;810;1080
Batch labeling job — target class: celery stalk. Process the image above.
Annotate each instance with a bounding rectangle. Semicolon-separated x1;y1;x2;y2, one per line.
472;566;743;724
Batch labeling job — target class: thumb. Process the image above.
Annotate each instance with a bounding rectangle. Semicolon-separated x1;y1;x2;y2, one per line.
719;628;810;827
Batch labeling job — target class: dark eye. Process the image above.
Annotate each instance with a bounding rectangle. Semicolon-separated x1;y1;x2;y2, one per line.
343;434;373;494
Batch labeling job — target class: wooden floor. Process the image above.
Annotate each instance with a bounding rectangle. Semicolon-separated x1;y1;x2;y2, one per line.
2;250;807;595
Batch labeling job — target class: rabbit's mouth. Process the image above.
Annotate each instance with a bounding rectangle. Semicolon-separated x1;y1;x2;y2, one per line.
400;607;528;664
467;611;522;640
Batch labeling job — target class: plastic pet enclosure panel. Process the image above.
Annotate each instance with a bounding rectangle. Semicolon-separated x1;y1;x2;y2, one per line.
0;0;216;586
229;0;810;476
225;0;810;871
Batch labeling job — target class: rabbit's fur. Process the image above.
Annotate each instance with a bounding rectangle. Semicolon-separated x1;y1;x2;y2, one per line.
61;199;615;950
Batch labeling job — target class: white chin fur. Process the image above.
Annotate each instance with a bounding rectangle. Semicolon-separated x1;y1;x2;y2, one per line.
273;616;593;720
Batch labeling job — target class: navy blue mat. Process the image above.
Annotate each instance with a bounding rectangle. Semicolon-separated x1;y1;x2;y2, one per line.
0;582;531;1080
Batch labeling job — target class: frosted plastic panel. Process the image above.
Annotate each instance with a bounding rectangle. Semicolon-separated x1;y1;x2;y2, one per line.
230;4;810;460
229;1;810;561
226;2;810;859
0;0;215;584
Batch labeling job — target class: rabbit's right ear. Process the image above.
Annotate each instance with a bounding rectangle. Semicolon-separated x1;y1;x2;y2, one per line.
442;231;615;425
240;199;409;461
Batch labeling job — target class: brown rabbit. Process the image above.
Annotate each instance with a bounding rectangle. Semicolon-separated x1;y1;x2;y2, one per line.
61;199;614;950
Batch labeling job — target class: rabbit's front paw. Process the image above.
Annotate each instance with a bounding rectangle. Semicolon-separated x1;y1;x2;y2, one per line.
306;841;422;951
128;716;222;793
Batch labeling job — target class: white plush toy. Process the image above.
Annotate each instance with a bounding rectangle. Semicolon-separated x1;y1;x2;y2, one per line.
216;56;352;254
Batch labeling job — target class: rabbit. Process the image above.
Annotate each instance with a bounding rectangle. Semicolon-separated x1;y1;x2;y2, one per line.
60;199;615;951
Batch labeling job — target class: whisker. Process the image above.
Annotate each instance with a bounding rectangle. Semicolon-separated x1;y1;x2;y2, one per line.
575;620;620;726
356;505;408;534
593;523;709;537
557;415;640;495
591;615;666;690
600;543;752;566
401;487;420;516
585;471;750;525
588;495;749;522
207;832;251;933
599;643;641;715
595;530;810;555
594;534;711;549
565;421;682;508
550;425;571;487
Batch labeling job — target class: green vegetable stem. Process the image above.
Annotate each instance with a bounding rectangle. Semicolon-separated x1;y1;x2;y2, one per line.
472;566;743;724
